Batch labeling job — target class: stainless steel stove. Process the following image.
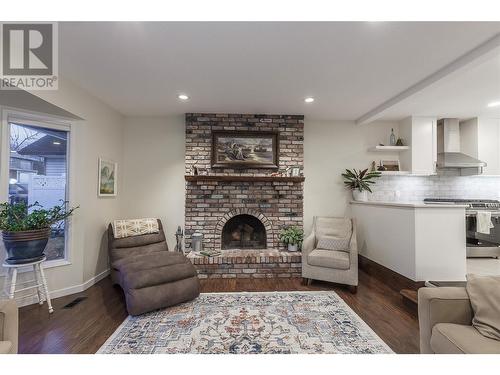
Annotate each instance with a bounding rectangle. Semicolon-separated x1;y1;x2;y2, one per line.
423;198;500;210
424;198;500;258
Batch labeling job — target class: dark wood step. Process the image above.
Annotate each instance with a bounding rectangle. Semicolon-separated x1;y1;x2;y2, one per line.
400;289;418;308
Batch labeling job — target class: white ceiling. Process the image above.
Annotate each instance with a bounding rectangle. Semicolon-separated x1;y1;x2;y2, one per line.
59;22;500;119
371;52;500;121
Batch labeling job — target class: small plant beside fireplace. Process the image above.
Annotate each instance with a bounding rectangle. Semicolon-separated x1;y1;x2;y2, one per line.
279;226;304;252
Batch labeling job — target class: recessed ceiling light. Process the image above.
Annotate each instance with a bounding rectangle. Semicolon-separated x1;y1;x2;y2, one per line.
304;97;315;103
487;101;500;108
178;94;189;101
53;141;61;145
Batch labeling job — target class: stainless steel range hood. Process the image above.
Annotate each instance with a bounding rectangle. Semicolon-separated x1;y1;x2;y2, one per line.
437;118;486;174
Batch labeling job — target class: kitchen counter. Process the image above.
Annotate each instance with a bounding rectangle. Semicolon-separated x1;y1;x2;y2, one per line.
350;200;468;209
351;200;466;282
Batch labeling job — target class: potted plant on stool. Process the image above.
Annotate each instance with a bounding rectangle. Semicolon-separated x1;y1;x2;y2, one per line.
342;168;381;202
0;201;78;264
279;226;304;252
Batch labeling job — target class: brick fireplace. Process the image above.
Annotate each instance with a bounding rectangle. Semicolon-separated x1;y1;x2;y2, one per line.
221;212;268;250
184;113;304;278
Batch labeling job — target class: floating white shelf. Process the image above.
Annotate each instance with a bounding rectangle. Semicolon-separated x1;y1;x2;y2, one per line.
378;171;410;176
368;145;410;152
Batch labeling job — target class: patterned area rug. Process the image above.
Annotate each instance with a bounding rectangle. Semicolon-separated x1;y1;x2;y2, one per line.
98;291;393;354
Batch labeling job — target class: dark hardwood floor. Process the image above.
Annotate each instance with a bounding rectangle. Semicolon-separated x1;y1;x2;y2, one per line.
19;270;420;354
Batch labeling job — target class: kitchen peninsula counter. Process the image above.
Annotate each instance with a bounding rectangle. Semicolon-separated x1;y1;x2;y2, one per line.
351;200;466;282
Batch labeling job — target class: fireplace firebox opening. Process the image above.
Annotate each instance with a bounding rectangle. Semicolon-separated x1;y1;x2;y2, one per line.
221;214;267;250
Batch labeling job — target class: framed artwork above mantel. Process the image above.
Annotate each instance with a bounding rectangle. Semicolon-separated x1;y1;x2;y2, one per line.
211;131;279;169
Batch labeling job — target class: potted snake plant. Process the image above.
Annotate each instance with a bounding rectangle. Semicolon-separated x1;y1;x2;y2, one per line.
0;201;78;264
342;168;381;201
278;226;304;252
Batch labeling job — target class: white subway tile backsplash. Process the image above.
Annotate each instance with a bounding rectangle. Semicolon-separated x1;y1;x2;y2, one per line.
369;171;500;202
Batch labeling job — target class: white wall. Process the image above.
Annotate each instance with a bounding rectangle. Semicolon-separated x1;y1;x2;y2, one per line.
119;117;400;244
121;116;185;250
0;77;124;301
303;120;400;232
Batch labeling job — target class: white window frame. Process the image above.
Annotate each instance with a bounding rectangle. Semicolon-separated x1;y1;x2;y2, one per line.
0;108;75;269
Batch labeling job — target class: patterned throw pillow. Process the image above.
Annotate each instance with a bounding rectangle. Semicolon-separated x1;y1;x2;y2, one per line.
113;218;159;239
316;235;350;251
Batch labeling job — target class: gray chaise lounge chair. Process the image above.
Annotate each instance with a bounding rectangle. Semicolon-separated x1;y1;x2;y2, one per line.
108;219;200;315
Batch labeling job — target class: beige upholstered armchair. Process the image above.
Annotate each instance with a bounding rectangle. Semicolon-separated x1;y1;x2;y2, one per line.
0;299;18;354
302;216;358;292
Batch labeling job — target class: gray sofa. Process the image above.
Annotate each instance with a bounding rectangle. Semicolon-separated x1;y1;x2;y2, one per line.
0;299;18;354
108;219;200;316
302;216;358;292
418;287;500;353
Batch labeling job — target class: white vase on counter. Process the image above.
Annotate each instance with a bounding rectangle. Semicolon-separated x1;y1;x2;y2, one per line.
352;190;368;202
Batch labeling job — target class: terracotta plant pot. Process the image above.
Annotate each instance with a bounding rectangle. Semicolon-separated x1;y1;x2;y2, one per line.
352;190;368;202
2;228;51;264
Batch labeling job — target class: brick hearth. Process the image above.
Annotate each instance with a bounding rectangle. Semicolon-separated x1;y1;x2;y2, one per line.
187;249;302;279
184;113;304;278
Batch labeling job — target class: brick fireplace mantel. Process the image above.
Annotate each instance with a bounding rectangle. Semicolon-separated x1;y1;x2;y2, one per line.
185;175;305;183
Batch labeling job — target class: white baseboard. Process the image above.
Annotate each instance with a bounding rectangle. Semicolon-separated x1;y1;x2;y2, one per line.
12;268;110;308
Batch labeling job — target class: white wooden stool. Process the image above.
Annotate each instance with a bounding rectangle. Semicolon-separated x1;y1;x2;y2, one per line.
2;257;53;313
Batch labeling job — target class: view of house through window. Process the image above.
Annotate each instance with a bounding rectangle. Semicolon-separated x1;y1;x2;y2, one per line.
8;122;69;261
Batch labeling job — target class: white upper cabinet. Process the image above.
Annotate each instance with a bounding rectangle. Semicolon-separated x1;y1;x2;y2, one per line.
460;118;500;175
399;116;437;175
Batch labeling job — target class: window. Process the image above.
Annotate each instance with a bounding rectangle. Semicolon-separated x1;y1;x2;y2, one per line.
8;119;70;262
